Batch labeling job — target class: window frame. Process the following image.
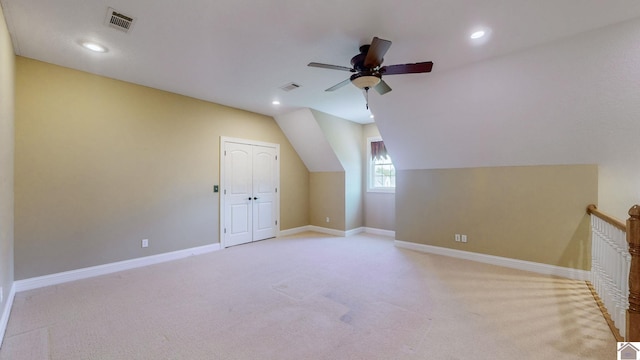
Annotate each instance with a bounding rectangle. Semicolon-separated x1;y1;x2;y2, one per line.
366;136;396;193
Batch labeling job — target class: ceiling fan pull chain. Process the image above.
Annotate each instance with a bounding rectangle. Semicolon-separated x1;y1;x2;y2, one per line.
365;87;369;109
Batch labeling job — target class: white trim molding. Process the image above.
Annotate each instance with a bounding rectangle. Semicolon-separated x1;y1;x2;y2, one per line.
394;240;590;281
14;244;221;293
277;226;312;237
308;226;347;237
345;227;365;237
278;225;348;237
364;227;396;238
309;226;367;237
0;283;16;349
278;226;395;238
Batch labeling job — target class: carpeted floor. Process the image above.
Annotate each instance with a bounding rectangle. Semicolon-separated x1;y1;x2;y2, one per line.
0;232;616;359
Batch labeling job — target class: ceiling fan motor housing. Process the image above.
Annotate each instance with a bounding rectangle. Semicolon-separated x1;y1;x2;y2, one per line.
351;45;380;71
351;53;367;71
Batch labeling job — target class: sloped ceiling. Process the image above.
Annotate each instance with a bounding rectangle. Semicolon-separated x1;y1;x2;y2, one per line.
274;108;343;172
373;18;640;171
3;0;640;216
2;0;640;125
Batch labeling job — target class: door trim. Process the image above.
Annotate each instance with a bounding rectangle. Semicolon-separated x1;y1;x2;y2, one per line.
219;137;280;248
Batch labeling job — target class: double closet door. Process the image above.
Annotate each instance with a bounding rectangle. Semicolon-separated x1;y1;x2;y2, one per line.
221;138;279;247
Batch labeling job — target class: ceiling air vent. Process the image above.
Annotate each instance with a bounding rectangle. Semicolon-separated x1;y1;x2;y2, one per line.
104;8;136;33
280;82;301;92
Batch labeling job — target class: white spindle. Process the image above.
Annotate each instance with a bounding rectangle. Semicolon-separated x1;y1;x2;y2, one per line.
590;214;629;338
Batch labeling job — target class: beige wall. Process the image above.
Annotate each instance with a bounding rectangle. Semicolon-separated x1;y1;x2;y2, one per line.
362;123;395;231
14;57;309;279
309;172;345;230
312;110;363;230
0;6;15;306
396;165;597;270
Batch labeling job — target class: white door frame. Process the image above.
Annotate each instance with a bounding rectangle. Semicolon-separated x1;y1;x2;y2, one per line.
219;136;280;248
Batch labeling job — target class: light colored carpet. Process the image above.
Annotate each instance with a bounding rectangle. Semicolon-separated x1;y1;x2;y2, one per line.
0;232;615;359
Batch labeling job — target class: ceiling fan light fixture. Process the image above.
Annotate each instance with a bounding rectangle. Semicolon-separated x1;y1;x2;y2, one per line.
350;74;381;89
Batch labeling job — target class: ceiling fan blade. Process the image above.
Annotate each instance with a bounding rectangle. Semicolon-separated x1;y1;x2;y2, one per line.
308;62;354;72
364;37;392;68
381;62;433;75
325;78;351;92
374;79;392;95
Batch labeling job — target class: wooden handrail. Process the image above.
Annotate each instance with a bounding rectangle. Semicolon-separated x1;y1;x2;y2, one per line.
628;205;640;341
587;204;640;341
587;204;626;231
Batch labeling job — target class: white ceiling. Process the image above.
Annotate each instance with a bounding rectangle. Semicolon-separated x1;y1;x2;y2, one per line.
2;0;640;124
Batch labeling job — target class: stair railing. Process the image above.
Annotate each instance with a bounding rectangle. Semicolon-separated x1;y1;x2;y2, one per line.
587;204;640;341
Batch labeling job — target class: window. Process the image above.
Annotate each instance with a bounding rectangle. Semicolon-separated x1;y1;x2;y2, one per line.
367;137;395;193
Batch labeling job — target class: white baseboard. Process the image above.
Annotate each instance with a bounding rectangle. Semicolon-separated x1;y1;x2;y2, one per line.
309;226;368;237
278;225;352;237
345;227;365;237
14;243;221;293
364;227;396;238
394;240;590;281
278;226;395;238
308;226;346;237
0;283;16;349
277;226;312;237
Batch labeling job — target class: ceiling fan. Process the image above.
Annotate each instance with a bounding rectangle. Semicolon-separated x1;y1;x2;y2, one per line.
308;36;433;108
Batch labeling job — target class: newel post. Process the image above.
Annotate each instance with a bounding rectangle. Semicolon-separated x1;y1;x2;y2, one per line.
627;205;640;341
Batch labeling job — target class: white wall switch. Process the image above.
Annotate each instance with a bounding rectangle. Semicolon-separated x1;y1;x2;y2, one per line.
142;239;149;248
326;217;330;223
461;235;467;243
455;234;461;242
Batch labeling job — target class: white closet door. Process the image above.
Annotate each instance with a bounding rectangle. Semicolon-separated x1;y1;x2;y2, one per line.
224;142;253;247
221;138;279;247
252;145;277;241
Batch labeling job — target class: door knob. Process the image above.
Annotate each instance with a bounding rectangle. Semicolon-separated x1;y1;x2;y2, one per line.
248;197;252;200
253;197;258;200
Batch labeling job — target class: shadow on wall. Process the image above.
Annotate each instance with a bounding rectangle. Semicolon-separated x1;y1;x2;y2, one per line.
559;214;591;272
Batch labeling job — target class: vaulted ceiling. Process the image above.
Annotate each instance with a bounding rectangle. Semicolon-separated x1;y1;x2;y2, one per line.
3;0;640;124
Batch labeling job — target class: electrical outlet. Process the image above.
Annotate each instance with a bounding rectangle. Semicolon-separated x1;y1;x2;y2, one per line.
326;217;330;223
455;234;461;242
461;235;468;243
142;239;149;248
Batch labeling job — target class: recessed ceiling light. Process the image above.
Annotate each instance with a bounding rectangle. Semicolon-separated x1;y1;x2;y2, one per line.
272;100;280;105
470;30;485;39
81;41;107;53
